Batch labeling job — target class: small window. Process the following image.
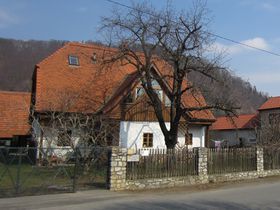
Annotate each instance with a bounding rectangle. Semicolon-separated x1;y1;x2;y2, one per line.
151;79;160;87
185;133;193;145
124;92;134;103
249;139;256;143
136;87;145;99
143;133;153;147
155;89;163;101
164;94;171;107
68;55;79;66
57;130;72;146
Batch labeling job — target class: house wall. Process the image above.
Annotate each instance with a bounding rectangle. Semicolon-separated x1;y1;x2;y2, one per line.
259;109;280;128
119;121;206;149
209;129;256;147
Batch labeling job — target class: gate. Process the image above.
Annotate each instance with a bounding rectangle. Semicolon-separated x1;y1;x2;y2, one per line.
0;146;110;198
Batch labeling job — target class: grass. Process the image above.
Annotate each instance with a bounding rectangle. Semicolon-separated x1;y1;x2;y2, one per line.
0;162;108;197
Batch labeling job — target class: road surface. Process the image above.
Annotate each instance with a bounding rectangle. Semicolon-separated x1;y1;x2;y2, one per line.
1;178;280;210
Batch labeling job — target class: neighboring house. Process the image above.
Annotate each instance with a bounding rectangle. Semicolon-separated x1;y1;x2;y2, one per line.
0;91;31;147
258;96;280;128
258;96;280;144
209;114;258;147
31;42;215;150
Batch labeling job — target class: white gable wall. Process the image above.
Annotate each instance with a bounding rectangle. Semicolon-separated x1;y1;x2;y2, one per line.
119;121;206;149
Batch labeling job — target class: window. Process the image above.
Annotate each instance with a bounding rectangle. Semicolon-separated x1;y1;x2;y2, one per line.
143;133;153;147
124;92;134;103
151;79;159;87
185;133;193;145
155;89;163;101
249;139;256;143
68;55;79;66
0;139;11;146
135;87;145;99
164;94;171;107
57;130;72;146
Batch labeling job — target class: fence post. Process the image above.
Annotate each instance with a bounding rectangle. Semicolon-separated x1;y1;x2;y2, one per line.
257;147;264;177
72;147;78;193
15;148;23;195
198;147;208;184
108;147;127;191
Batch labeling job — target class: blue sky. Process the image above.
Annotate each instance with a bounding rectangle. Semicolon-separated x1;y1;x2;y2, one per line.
0;0;280;96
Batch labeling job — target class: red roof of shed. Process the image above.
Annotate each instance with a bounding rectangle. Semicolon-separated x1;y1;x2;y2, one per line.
258;96;280;111
210;114;258;131
0;91;31;138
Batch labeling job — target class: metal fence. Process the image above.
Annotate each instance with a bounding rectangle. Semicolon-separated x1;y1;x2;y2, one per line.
126;148;198;180
0;146;110;198
264;147;280;170
207;148;257;174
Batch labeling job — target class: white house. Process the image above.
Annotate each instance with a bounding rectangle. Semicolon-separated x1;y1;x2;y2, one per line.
209;114;258;147
32;42;215;151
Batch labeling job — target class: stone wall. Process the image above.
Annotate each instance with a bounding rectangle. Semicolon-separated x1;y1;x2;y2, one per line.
108;147;127;191
126;176;202;190
198;148;208;184
108;147;280;191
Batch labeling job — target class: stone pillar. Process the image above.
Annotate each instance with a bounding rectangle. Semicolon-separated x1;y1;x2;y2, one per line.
257;147;264;177
108;147;127;191
198;147;208;183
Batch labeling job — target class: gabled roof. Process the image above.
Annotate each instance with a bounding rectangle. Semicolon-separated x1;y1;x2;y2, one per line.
34;42;214;122
258;96;280;111
0;91;31;138
210;114;258;131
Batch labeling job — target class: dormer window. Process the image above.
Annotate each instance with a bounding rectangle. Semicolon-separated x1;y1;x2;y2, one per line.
68;55;79;66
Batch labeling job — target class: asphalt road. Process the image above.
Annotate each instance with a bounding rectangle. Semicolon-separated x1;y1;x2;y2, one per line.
1;178;280;210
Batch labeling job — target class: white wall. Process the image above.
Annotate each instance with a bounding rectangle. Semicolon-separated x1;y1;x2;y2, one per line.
209;129;256;147
119;121;206;149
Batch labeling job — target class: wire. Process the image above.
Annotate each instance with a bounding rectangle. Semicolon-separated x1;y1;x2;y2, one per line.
209;33;280;57
105;0;280;57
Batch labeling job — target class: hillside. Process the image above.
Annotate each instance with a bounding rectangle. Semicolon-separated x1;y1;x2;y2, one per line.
0;38;66;91
0;38;267;113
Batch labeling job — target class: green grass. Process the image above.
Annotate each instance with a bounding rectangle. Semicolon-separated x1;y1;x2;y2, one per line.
0;162;108;197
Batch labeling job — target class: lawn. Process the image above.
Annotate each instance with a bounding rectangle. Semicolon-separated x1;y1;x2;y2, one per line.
0;162;108;197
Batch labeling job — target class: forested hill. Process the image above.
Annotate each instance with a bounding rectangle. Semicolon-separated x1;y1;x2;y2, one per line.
0;38;66;91
0;38;267;113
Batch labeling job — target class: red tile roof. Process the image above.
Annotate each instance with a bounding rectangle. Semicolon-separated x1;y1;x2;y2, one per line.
258;96;280;111
34;42;214;122
0;91;31;138
209;114;258;130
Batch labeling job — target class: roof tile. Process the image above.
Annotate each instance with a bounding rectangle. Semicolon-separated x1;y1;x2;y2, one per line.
0;91;31;138
259;96;280;111
210;114;258;130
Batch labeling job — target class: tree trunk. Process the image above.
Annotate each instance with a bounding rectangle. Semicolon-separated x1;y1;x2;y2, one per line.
165;132;177;149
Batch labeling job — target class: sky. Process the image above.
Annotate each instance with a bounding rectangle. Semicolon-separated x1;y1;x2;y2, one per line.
0;0;280;96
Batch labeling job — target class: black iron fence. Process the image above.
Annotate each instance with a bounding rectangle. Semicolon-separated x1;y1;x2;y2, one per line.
126;148;198;180
0;146;110;198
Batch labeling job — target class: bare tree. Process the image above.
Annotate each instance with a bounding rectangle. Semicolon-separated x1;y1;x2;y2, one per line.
258;116;280;147
101;1;237;149
30;87;120;166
